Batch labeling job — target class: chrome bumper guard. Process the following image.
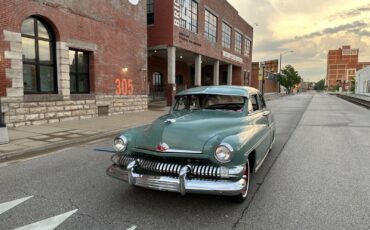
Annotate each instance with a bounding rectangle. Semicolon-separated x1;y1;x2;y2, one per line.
106;162;246;196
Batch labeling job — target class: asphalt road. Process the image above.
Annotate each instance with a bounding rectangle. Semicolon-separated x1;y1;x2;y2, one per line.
0;92;368;230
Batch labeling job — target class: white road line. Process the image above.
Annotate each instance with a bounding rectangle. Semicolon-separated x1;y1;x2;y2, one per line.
0;196;33;215
14;209;78;230
126;225;137;230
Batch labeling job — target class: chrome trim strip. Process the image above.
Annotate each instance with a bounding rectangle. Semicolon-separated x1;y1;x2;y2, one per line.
164;149;202;154
136;148;202;154
254;136;274;173
107;164;245;196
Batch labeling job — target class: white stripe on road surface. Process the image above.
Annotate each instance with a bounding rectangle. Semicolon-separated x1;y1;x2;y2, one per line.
127;225;137;230
14;209;78;230
0;196;33;215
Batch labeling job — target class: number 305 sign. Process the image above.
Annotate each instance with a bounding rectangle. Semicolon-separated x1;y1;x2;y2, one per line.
115;79;134;96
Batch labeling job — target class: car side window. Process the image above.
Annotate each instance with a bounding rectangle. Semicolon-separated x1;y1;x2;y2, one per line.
258;94;266;109
249;94;260;112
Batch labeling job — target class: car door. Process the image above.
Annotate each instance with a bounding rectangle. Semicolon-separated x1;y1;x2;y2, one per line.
248;93;270;164
258;93;274;144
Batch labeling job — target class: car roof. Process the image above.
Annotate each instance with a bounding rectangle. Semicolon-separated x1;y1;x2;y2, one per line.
176;85;259;97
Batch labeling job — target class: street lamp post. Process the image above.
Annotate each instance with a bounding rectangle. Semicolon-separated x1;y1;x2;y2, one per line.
278;50;294;93
279;50;294;73
260;62;266;96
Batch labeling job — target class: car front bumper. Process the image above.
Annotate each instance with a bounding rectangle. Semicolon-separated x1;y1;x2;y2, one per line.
106;164;246;196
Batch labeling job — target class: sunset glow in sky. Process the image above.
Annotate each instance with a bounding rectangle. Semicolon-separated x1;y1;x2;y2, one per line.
229;0;370;82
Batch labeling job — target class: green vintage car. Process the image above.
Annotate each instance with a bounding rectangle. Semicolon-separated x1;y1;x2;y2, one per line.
107;86;275;202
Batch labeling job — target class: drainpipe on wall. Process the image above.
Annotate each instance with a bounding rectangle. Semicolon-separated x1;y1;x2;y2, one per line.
0;98;9;145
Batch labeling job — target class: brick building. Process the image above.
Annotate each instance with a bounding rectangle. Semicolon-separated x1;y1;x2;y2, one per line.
146;0;253;105
326;45;370;91
0;0;148;127
251;60;279;94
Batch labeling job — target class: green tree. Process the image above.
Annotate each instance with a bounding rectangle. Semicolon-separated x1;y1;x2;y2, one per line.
314;79;325;91
277;65;302;94
350;78;356;92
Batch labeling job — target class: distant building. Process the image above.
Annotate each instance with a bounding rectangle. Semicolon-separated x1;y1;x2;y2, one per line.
326;45;370;91
251;60;279;93
355;66;370;95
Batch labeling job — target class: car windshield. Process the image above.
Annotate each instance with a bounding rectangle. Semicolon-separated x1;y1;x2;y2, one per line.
173;94;245;112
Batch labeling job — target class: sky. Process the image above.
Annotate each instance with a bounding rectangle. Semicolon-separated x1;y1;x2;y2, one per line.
228;0;370;82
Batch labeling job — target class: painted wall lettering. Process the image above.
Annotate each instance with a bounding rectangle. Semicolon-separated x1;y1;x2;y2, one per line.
115;79;134;96
174;0;180;27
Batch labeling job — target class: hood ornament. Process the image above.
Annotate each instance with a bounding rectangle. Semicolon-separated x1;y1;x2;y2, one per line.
156;143;169;152
165;119;176;124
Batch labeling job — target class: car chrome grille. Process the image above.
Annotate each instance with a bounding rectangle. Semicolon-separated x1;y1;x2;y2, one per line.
117;155;221;178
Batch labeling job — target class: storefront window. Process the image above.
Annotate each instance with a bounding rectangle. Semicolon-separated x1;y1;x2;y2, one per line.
21;17;56;94
180;0;198;33
69;50;90;94
245;38;251;57
235;32;242;54
147;0;154;25
222;22;232;49
204;10;217;43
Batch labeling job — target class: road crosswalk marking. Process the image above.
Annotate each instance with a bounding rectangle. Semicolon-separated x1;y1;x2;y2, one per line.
0;196;33;215
14;209;78;230
0;196;78;230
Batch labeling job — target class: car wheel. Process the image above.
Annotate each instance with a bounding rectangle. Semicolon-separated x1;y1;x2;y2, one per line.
231;159;250;203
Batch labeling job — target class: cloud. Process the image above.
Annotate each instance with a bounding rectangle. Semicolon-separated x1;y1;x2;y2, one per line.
294;21;368;40
228;0;370;81
255;21;367;53
329;3;370;20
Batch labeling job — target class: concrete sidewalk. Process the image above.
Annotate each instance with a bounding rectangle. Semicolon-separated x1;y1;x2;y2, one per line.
0;108;169;161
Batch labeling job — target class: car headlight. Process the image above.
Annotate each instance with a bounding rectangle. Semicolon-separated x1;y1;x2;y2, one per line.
113;135;128;152
215;143;233;163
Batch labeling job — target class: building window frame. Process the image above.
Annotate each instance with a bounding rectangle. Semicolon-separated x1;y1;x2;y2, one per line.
69;49;90;94
147;0;154;25
235;31;242;54
180;0;198;33
222;22;232;49
244;38;251;57
204;9;217;43
21;17;57;94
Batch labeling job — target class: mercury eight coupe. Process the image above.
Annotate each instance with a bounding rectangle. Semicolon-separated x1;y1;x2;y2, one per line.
107;86;275;202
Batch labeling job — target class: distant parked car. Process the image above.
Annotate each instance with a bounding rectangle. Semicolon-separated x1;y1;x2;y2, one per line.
107;86;275;202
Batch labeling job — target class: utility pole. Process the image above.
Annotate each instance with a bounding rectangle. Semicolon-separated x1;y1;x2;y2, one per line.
261;63;265;96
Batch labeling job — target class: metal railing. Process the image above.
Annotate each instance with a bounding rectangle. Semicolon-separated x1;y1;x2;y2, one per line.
0;98;4;127
336;94;370;109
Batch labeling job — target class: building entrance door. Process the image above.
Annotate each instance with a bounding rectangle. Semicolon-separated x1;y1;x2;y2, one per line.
151;72;164;100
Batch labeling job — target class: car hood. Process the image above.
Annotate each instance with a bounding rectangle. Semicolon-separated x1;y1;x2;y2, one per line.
135;110;243;152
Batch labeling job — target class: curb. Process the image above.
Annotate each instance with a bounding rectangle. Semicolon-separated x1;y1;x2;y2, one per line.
0;124;143;163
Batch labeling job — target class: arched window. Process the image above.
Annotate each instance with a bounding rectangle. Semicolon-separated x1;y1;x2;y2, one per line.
21;17;56;93
152;72;163;92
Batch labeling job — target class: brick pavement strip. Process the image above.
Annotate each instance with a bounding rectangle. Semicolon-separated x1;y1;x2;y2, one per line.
0;109;168;162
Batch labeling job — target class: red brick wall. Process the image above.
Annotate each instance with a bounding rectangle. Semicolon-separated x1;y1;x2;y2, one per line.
147;0;174;47
264;79;279;93
0;37;11;96
0;0;147;96
326;46;370;89
250;62;259;90
250;62;279;93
